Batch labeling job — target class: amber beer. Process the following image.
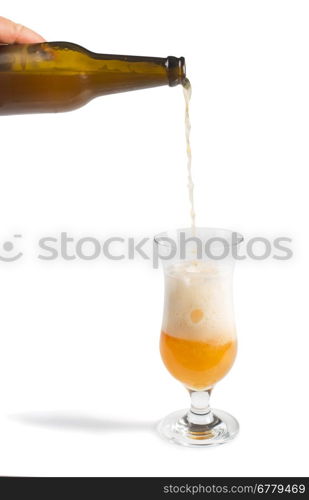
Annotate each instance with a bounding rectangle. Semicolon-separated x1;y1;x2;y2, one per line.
160;333;237;390
0;42;186;115
159;262;237;390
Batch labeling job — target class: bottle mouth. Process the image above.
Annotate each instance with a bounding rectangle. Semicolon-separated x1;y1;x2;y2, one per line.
166;56;186;87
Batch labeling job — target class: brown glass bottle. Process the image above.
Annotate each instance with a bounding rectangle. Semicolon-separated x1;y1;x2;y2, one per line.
0;42;186;115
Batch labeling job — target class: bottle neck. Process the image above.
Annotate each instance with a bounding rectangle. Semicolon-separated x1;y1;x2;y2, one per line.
86;52;186;96
165;56;186;87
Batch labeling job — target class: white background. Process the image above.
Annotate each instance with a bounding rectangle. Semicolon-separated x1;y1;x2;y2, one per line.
0;0;308;477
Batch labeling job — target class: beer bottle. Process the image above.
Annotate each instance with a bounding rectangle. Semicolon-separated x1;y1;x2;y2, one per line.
0;42;186;115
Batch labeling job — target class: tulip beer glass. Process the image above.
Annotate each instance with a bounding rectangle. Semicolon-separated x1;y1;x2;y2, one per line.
155;228;242;446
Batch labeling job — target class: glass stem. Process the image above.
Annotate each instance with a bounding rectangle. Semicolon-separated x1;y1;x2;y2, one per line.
187;387;215;426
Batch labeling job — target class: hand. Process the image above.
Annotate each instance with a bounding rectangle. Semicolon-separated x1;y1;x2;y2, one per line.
0;16;45;43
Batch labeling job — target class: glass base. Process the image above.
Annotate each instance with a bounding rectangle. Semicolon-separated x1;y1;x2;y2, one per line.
157;408;239;447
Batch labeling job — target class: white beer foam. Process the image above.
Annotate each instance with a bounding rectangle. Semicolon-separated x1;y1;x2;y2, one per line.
162;261;236;343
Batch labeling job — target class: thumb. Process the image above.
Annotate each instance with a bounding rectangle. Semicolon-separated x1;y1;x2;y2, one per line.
0;16;45;44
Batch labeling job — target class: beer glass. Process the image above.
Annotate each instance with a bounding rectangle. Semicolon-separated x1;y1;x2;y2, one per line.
155;228;242;446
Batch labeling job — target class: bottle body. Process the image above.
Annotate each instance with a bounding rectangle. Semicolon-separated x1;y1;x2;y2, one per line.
0;42;186;115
